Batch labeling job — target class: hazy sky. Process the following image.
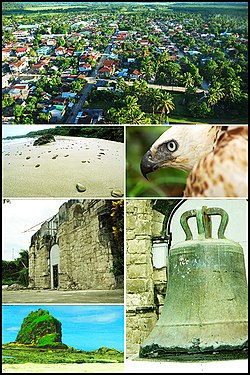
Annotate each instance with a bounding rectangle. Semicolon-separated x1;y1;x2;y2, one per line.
2;199;67;260
2;125;57;138
2;305;124;351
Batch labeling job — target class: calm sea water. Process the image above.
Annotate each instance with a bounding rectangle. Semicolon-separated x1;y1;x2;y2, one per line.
2;137;33;147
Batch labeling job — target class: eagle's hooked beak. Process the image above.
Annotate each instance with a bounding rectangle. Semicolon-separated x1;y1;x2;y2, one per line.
140;149;158;180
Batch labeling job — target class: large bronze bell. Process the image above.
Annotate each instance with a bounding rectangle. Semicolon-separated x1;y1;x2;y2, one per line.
140;206;248;358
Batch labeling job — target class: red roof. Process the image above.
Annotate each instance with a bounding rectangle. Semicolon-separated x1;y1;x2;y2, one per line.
12;85;27;90
9;60;26;67
103;59;115;66
99;66;112;73
56;47;67;51
79;62;91;68
133;70;140;75
16;47;28;53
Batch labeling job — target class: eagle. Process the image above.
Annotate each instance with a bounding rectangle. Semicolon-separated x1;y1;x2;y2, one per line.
140;125;248;197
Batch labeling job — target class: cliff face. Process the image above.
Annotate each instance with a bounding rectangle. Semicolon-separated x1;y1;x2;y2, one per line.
15;308;67;348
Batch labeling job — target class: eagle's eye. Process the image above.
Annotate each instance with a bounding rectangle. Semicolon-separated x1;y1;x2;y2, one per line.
166;140;178;152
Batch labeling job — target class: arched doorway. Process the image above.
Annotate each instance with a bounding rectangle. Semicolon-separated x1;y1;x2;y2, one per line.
50;244;60;289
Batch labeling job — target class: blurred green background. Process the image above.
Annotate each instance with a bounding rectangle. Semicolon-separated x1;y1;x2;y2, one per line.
126;126;188;197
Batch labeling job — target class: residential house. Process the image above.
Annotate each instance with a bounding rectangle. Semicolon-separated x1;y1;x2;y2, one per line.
127;58;136;64
46;39;57;46
49;104;66;121
67;47;75;56
117;68;128;78
53;96;68;105
12;30;29;39
77;74;86;80
36;46;51;56
79;62;92;72
9;59;28;73
138;39;149;47
73;50;85;56
55;46;67;56
15;46;30;57
98;66;112;78
66;74;78;81
50;65;59;72
61;92;77;99
68;33;82;42
98;59;119;78
31;63;47;72
18;24;38;30
31;58;50;72
2;74;12;88
130;70;141;80
8;84;29;100
2;48;12;60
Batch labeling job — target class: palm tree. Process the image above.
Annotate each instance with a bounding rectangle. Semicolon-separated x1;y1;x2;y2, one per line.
156;92;175;123
15;250;29;287
223;77;242;103
38;112;51;124
181;72;195;92
206;82;225;108
159;50;170;64
123;95;144;124
116;77;129;92
132;79;148;97
140;64;155;82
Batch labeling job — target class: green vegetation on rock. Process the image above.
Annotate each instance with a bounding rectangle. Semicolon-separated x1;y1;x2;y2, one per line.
15;309;67;348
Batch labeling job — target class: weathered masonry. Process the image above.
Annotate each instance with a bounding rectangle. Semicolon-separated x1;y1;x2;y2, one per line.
29;199;124;290
126;200;166;358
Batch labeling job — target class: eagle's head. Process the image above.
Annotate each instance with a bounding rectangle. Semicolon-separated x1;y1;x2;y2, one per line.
140;125;217;179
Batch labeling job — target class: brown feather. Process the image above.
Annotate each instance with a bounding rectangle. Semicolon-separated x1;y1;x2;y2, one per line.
184;126;248;197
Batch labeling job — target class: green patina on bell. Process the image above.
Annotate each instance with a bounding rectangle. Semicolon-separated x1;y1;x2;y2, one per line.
140;206;248;358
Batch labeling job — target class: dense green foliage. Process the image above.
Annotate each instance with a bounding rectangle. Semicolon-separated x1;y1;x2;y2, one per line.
5;126;124;143
2;250;29;286
2;346;124;364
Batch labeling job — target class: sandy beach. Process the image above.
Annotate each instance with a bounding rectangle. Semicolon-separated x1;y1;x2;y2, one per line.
2;362;124;373
2;136;124;198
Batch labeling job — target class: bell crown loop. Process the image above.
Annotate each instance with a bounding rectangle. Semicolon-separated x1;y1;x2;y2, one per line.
180;206;229;241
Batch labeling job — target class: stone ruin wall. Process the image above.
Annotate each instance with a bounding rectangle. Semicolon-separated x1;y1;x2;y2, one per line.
29;199;123;291
126;199;167;358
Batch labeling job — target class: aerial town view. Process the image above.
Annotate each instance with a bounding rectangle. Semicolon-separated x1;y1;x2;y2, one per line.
2;1;248;125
